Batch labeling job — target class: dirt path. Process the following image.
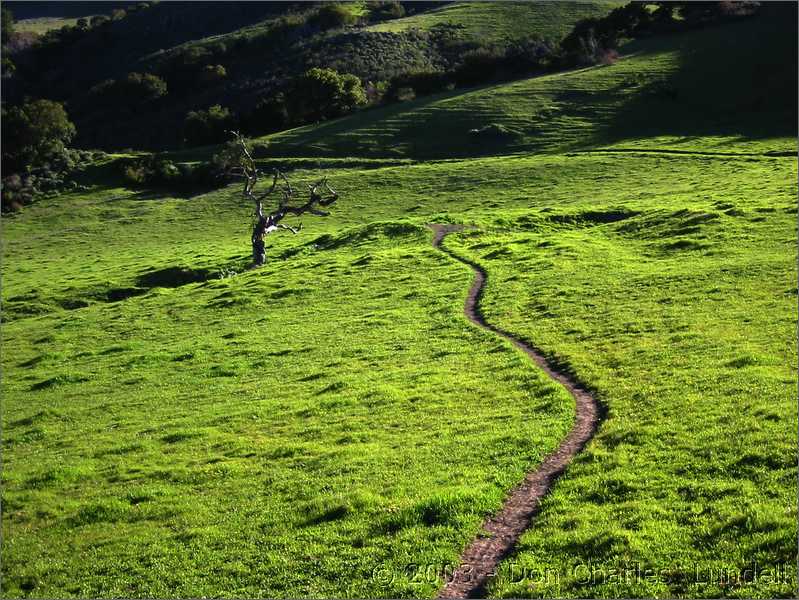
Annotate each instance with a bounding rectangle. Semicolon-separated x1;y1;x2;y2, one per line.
429;224;603;599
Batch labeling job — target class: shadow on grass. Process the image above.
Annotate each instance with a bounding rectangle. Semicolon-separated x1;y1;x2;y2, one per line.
601;4;797;146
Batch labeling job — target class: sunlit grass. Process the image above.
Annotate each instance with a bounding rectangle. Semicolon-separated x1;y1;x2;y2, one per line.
1;5;797;597
365;1;622;43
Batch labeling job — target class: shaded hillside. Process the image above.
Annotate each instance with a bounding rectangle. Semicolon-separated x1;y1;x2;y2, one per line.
5;1;621;151
263;3;797;159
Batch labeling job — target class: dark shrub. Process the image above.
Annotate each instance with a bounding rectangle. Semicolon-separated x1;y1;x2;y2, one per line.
120;154;231;192
245;93;289;136
367;1;405;21
198;64;227;86
309;4;358;30
287;67;366;123
2;99;76;173
453;46;505;87
183;105;236;147
386;71;451;101
88;73;167;107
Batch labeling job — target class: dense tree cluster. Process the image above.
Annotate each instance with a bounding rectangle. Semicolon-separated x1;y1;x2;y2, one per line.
183;104;235;146
561;1;761;65
288;67;367;122
88;72;167;108
2;99;76;172
0;99;95;211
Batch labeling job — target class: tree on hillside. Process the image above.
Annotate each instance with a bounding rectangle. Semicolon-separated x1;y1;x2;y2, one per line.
198;64;227;86
184;105;235;146
88;72;167;109
2;99;76;172
245;94;290;136
309;3;358;29
367;1;405;22
123;72;168;102
229;132;339;267
288;67;366;123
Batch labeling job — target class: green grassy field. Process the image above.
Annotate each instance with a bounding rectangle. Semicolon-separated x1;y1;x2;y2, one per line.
2;4;797;599
365;1;622;44
13;17;91;35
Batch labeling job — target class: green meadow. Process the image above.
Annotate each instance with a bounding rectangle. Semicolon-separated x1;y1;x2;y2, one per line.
2;3;797;599
13;17;90;35
365;1;623;43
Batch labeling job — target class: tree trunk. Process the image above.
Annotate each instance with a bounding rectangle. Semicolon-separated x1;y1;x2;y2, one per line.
253;237;266;266
252;216;267;266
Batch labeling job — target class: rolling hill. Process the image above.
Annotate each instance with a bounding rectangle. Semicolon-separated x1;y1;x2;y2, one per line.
2;2;797;599
366;1;624;43
265;3;796;159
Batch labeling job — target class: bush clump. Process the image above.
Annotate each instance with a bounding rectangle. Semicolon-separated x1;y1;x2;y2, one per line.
286;67;366;123
183;105;236;147
119;139;249;193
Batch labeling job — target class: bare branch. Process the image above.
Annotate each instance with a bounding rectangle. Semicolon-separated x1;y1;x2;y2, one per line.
254;171;280;203
278;223;303;234
229;132;339;266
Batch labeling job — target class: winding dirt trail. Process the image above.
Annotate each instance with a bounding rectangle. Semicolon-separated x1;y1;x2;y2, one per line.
429;224;603;599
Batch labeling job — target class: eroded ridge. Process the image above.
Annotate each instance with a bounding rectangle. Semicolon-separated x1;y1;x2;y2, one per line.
429;224;602;599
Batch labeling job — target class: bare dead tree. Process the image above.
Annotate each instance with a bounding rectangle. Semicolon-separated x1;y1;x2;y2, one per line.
229;131;338;267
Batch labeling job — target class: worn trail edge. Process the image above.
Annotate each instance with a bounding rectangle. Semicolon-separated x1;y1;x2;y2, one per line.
429;224;603;599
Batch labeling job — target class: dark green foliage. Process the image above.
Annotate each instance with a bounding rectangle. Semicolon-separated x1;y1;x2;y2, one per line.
453;46;506;87
0;1;769;157
367;0;405;22
2;6;14;45
88;72;167;107
2;99;76;172
2;54;15;76
244;94;290;136
1;2;617;151
674;1;758;25
383;35;555;99
120;153;230;193
503;36;557;73
183;105;235;147
385;71;451;101
198;64;227;86
123;72;168;102
560;1;762;66
303;29;443;86
309;3;358;30
560;18;607;65
120;138;243;193
1;148;97;212
2;7;15;75
287;67;366;123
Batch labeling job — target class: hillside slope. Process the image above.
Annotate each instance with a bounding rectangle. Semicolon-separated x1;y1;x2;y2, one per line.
366;1;623;43
265;4;797;159
7;1;624;151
